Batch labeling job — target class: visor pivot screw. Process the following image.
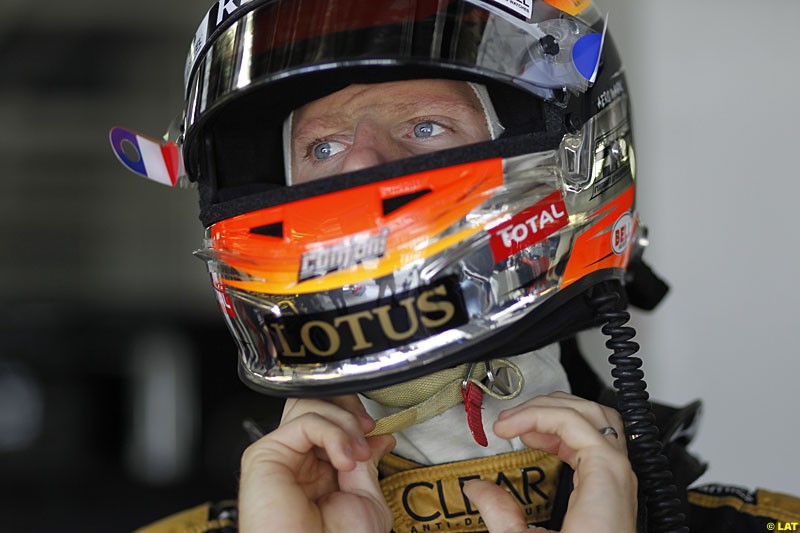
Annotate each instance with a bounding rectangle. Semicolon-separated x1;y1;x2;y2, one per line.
566;113;583;133
539;35;560;57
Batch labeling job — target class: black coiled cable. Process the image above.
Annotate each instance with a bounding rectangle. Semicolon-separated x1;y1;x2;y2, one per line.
589;283;689;533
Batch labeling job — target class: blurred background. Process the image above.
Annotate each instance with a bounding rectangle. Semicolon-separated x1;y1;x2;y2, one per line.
1;0;798;531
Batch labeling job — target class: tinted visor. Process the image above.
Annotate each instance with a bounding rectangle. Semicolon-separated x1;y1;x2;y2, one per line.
186;0;603;120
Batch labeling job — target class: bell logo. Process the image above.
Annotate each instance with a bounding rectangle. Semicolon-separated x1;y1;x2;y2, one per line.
489;191;568;262
611;212;634;255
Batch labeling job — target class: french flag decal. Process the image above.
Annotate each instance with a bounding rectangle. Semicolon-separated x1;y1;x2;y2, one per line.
109;127;184;187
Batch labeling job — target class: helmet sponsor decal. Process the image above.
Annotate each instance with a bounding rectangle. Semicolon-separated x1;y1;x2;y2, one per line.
267;276;468;364
596;79;626;111
488;191;568;263
299;229;389;282
611;212;633;255
483;0;533;20
186;0;255;87
542;0;592;16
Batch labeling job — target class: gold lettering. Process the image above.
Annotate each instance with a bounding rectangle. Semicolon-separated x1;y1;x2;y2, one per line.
269;324;306;357
333;311;375;351
417;285;456;329
300;321;340;357
372;297;419;341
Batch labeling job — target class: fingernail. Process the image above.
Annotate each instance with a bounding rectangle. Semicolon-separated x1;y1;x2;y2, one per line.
461;479;479;497
359;412;377;433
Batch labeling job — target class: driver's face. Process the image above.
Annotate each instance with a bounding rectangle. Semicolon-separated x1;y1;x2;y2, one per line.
289;79;491;185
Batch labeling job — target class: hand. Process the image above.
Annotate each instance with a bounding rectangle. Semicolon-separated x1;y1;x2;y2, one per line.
463;392;637;533
238;395;396;533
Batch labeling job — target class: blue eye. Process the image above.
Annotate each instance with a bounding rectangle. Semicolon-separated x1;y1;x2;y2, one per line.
413;121;445;138
312;141;345;160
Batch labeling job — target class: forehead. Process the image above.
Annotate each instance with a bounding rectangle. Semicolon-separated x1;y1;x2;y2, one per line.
292;79;481;132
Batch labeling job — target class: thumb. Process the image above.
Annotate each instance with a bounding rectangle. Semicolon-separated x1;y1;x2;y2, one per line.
337;435;396;528
462;479;534;533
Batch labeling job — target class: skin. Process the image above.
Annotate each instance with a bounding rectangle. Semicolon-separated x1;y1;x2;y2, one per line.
239;392;636;533
289;79;492;184
462;392;637;532
239;80;638;532
239;396;396;532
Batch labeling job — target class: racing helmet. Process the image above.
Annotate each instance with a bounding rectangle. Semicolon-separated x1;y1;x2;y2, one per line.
114;0;646;397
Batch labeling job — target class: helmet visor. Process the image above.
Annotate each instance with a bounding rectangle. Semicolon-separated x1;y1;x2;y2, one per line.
185;0;605;132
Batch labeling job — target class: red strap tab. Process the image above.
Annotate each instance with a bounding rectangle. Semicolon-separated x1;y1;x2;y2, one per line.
461;382;488;447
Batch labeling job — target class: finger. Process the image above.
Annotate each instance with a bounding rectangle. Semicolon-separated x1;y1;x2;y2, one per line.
291;394;369;418
494;406;622;469
462;480;531;533
500;393;618;428
321;489;394;533
291;395;375;429
239;417;356;532
499;395;625;452
496;399;636;533
283;395;376;434
282;398;375;465
247;412;371;472
339;434;395;491
281;398;370;441
560;454;638;532
535;393;622;427
331;394;377;433
329;394;371;417
495;406;637;532
334;435;397;531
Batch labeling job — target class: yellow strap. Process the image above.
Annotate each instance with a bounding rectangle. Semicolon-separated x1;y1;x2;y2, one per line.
365;359;524;437
688;488;800;523
379;449;562;533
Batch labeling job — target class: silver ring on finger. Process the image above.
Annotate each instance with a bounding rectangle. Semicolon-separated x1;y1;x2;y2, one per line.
599;426;619;439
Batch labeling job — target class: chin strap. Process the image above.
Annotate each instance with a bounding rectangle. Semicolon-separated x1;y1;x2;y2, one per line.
364;359;525;445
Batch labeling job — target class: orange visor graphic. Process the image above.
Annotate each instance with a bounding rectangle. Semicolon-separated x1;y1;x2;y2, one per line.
208;158;505;294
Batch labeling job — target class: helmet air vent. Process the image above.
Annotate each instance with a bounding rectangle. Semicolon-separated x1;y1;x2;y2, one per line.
250;222;284;238
382;189;432;216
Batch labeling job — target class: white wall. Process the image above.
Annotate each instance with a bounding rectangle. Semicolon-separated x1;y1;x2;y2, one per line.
583;0;800;495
